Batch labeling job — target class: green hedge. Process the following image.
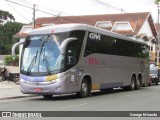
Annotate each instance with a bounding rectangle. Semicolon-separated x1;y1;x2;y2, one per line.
3;55;19;66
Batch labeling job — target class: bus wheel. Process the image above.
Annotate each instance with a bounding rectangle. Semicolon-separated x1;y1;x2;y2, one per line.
77;78;91;98
135;76;141;90
43;95;53;99
129;76;136;91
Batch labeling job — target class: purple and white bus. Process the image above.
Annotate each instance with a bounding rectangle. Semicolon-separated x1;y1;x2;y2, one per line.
19;24;149;98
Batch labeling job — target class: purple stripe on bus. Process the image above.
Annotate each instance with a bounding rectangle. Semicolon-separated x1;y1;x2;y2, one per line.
20;74;45;82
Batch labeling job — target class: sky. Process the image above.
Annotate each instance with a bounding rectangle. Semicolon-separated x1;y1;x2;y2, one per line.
0;0;159;24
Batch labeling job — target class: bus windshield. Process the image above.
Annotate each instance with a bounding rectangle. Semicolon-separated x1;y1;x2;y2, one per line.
21;33;67;75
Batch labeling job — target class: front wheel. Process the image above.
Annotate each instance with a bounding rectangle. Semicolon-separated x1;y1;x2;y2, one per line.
76;78;91;98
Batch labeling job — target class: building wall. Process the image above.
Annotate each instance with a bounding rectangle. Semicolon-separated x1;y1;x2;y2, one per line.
138;20;153;36
20;25;32;34
137;19;157;63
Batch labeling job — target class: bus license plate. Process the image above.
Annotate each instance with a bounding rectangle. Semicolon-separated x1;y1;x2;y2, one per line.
34;88;42;92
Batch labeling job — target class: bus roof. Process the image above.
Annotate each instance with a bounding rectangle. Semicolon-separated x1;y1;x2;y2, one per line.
29;23;147;45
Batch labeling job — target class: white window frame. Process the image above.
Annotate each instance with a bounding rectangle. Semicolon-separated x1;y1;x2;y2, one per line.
95;21;112;28
111;21;134;32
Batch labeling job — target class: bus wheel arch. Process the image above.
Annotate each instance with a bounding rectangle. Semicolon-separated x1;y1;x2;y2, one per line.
76;75;92;98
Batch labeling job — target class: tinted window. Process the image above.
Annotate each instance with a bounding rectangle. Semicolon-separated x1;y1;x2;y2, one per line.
84;32;149;59
65;30;86;70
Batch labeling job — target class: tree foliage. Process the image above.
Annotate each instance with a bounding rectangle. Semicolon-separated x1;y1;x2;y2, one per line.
0;22;23;54
4;55;19;66
155;0;160;4
0;10;15;24
0;10;23;54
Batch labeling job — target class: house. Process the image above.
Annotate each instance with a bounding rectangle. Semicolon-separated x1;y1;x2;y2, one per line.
15;12;158;64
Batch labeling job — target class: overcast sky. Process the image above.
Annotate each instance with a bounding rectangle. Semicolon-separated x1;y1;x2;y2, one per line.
0;0;159;24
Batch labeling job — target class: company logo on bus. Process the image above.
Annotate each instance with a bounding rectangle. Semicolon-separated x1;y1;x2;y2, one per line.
88;57;99;65
89;33;101;41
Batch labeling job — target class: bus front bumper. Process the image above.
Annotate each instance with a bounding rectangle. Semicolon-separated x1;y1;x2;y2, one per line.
20;79;67;94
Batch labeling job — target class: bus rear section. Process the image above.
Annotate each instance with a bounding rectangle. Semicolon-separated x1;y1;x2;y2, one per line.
78;31;149;92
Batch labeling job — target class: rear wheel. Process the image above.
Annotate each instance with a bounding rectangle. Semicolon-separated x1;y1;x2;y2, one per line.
129;76;136;91
135;76;141;90
76;78;91;98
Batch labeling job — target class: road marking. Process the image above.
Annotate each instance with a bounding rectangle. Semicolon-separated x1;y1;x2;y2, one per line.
61;103;88;109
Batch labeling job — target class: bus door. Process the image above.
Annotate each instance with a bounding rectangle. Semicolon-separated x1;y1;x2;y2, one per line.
66;42;79;91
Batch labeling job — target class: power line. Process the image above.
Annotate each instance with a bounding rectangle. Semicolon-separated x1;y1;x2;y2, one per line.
6;1;31;22
29;2;94;24
5;0;87;24
17;0;33;6
141;0;157;7
6;0;34;10
91;0;128;13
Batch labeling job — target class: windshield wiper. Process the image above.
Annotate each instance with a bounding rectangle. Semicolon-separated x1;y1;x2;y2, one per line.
26;50;38;74
43;54;50;74
37;35;50;71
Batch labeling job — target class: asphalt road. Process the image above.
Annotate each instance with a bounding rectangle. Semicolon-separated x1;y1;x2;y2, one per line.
0;84;160;120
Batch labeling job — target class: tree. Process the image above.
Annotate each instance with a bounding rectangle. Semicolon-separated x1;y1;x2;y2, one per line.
0;22;23;54
0;10;23;54
155;0;160;4
0;10;15;24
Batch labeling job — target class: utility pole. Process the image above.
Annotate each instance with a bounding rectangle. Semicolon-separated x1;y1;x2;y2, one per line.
32;4;36;29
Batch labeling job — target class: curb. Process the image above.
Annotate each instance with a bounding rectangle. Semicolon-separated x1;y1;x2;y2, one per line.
0;95;37;100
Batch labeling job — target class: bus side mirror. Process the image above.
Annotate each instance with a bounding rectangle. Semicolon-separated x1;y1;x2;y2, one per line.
12;41;24;56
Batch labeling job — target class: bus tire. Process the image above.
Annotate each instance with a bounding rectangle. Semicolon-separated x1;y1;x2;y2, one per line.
43;95;53;99
76;78;91;98
129;76;136;91
135;76;141;90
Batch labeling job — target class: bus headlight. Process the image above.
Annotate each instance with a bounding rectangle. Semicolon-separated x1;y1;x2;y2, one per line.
20;79;27;83
52;78;61;83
